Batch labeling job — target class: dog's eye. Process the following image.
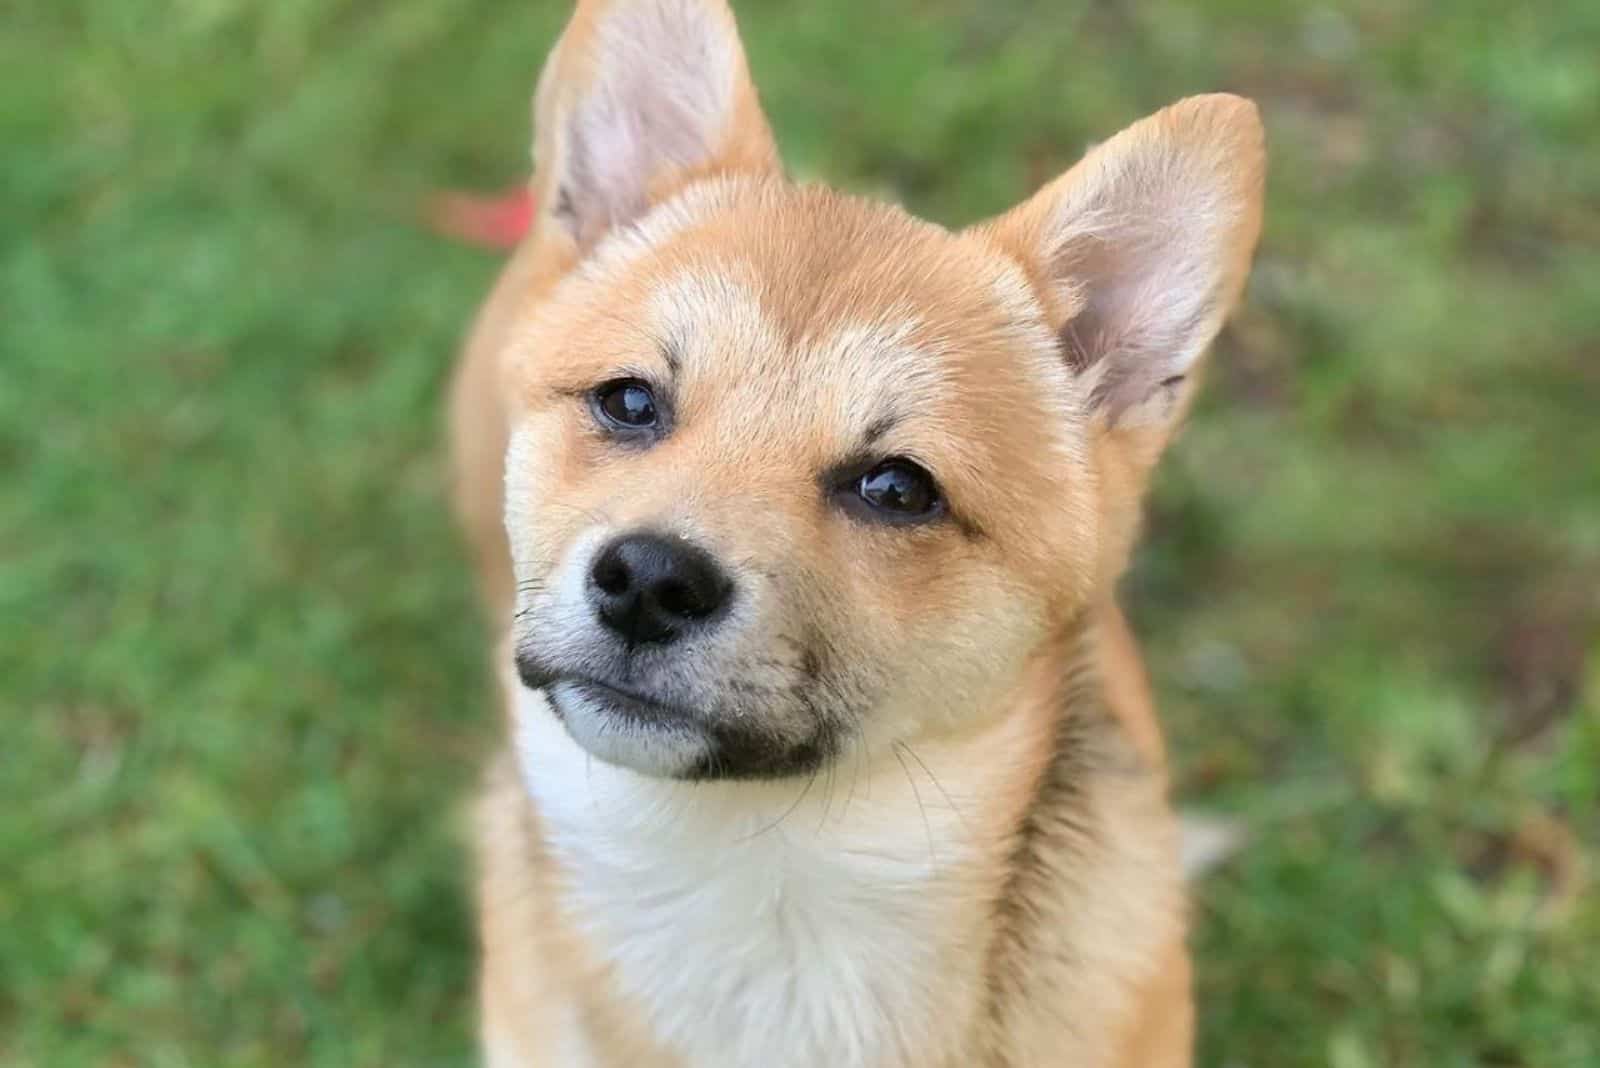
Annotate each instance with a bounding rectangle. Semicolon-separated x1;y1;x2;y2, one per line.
856;459;941;519
592;379;660;431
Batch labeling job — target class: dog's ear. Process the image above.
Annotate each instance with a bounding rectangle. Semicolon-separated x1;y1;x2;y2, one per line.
980;95;1265;440
531;0;779;252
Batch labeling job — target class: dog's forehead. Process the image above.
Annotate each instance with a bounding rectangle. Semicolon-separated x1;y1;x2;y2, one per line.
613;180;1072;419
645;268;932;389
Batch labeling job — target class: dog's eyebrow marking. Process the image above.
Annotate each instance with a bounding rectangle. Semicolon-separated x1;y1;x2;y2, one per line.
659;336;683;377
862;412;898;447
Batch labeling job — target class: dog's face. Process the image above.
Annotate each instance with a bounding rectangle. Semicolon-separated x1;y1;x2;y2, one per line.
508;184;1098;778
501;0;1263;780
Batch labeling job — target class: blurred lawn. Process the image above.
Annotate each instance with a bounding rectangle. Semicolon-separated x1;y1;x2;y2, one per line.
4;1;1598;1065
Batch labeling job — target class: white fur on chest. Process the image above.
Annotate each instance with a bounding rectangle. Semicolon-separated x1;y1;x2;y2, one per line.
512;684;1022;1068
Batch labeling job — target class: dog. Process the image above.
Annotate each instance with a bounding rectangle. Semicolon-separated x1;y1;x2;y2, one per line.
447;1;1264;1063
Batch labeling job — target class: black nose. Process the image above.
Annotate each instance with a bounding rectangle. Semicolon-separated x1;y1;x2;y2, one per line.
588;532;733;646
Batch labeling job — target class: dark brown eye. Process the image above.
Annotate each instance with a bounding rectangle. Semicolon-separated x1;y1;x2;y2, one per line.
857;459;940;518
593;379;659;431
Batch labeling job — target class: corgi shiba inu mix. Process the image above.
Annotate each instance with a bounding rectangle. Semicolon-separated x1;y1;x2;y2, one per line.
448;0;1264;1063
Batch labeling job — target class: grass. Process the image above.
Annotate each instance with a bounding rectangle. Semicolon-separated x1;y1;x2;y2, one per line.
4;0;1597;1064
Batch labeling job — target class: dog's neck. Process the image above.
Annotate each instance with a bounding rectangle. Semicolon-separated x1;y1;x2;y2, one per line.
504;622;1178;1068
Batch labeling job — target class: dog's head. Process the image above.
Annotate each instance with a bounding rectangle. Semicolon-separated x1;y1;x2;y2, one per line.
502;0;1264;780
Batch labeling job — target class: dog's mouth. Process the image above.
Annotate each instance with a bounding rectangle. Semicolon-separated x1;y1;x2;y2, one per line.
550;675;702;729
515;653;832;781
516;656;703;736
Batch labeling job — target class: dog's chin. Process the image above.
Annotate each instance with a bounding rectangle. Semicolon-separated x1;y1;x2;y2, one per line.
544;678;713;779
539;677;831;782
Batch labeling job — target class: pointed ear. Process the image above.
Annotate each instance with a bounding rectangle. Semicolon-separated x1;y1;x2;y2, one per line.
980;94;1265;433
530;0;780;251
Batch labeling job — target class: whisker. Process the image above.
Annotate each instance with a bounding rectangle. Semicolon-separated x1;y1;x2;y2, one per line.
837;707;867;818
892;742;936;866
738;765;817;843
815;748;838;833
898;742;974;840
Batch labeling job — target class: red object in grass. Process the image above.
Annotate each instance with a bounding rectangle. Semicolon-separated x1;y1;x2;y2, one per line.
427;186;537;249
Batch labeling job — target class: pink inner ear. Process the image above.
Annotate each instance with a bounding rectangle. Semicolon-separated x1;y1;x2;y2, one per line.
426;186;536;249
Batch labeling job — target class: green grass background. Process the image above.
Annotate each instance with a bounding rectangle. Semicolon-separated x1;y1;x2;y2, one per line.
5;1;1598;1064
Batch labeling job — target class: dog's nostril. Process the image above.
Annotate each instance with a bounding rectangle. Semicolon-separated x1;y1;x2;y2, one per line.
591;550;632;596
657;577;713;620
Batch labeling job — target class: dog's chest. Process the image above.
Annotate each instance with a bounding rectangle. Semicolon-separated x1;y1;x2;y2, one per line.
515;698;997;1068
566;825;984;1067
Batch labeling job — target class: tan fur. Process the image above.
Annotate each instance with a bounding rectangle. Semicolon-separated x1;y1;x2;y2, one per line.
449;239;559;626
449;2;1264;1064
